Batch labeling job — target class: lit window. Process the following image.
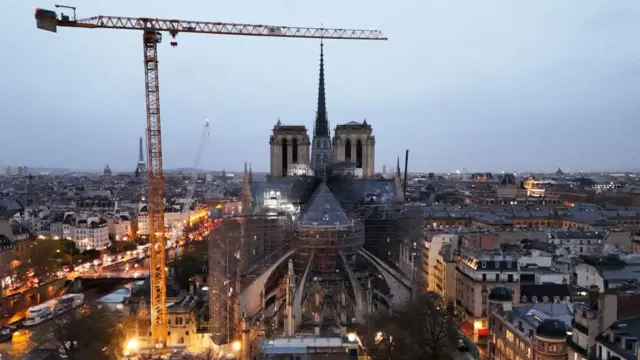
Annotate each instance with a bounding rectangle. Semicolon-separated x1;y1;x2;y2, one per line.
506;330;514;342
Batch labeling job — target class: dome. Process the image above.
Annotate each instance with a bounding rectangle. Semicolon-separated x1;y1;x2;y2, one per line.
536;319;567;339
488;286;513;302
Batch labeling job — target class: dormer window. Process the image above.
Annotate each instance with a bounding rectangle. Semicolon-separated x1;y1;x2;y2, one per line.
543;296;549;302
532;296;538;303
521;295;527;303
507;262;512;268
481;262;487;268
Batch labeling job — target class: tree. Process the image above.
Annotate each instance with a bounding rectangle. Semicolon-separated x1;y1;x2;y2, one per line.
81;249;102;261
27;239;61;276
52;303;127;360
173;253;205;290
358;292;460;360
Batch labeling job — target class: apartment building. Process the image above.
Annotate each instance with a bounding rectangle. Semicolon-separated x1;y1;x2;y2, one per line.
424;234;455;291
136;205;183;236
549;230;604;256
456;249;520;343
568;292;640;360
488;286;571;360
574;255;640;292
434;242;457;307
595;316;640;360
107;213;133;241
74;217;109;251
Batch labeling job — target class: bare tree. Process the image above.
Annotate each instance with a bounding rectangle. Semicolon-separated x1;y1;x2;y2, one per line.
358;292;460;360
399;292;460;360
51;303;127;360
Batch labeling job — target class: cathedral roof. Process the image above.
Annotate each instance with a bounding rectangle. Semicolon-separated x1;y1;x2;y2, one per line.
298;182;351;226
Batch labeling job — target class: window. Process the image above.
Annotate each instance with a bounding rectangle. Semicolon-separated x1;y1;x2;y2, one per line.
495;274;499;281
507;261;512;268
481;261;487;268
508;274;514;282
543;296;549;302
506;330;514;342
482;274;487;281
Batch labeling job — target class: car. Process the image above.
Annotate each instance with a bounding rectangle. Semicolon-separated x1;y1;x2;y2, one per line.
457;338;469;352
0;327;12;342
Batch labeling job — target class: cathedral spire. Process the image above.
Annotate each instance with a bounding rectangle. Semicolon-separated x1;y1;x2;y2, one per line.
314;41;329;138
396;155;401;177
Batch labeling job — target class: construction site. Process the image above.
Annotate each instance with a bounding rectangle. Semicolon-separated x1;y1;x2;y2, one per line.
30;5;429;360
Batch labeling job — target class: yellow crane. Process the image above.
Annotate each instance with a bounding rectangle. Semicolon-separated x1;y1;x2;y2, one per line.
34;5;386;350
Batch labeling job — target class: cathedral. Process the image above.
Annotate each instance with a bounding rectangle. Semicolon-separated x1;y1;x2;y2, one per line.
269;42;376;179
208;43;421;343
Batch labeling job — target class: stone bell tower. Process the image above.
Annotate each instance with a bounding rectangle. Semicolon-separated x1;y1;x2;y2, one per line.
332;119;375;178
269;120;310;178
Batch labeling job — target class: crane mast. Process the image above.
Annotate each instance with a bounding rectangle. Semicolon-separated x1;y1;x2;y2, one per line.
35;7;386;351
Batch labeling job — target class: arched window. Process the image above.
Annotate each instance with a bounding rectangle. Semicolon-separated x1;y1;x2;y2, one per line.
356;139;363;168
345;139;352;163
281;138;288;176
292;138;298;164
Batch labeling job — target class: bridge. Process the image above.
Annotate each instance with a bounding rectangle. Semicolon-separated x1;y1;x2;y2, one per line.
76;270;149;279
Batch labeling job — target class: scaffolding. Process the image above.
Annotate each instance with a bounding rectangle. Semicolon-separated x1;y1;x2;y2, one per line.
208;218;242;344
207;176;424;342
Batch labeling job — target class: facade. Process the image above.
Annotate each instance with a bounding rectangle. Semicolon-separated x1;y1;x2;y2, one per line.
73;217;109;250
136;205;183;236
456;249;521;343
434;242;457;306
549;230;604;256
424;234;455;292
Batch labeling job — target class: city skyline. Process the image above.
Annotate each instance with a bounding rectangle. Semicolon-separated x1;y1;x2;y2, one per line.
2;1;640;172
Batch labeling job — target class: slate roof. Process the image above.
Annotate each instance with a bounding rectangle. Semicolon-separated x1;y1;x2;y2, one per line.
298;182;351;226
596;316;640;360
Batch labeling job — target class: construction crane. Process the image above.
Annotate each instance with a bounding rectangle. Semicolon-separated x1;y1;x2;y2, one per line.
168;119;210;248
34;6;386;350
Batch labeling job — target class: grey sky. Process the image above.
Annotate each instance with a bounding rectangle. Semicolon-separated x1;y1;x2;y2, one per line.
2;0;639;173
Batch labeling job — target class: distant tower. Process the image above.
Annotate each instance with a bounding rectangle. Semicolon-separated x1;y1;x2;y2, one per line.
310;42;333;173
103;164;112;176
136;136;146;174
26;174;36;207
240;162;252;214
382;164;387;174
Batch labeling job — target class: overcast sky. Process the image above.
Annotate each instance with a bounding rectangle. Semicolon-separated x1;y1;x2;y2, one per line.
2;0;639;173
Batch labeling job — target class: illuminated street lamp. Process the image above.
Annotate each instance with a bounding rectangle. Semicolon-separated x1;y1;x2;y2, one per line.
124;338;139;356
231;340;241;352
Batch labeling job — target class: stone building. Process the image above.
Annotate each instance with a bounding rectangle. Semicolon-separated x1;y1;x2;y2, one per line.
488;286;571;360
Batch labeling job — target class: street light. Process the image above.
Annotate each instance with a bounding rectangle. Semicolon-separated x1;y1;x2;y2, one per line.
231;340;241;352
124;338;139;355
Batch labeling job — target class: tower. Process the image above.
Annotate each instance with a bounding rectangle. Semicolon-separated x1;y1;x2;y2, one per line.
310;42;333;173
269;120;310;178
136;136;146;173
333;118;376;178
240;162;252;214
